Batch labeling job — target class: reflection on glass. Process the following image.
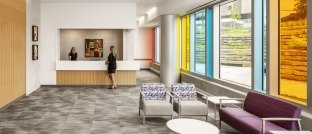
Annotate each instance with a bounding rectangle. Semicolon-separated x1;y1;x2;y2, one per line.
155;26;161;62
279;0;307;105
182;15;190;71
219;0;252;86
263;0;267;91
194;10;206;74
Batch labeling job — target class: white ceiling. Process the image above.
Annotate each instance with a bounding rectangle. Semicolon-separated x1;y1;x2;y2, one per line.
39;0;166;17
38;0;209;27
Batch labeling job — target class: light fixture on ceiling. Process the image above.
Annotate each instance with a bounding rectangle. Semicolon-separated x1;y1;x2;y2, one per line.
146;7;157;16
138;16;145;22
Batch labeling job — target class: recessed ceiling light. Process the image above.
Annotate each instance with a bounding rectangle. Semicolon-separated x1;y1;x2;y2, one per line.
138;16;145;22
146;7;157;16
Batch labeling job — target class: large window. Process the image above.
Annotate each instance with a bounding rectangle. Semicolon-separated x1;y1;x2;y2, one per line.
219;0;252;86
279;0;307;105
155;26;161;62
178;0;310;106
194;10;206;74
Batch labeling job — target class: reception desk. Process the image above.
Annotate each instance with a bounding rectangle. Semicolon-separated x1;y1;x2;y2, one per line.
56;61;140;86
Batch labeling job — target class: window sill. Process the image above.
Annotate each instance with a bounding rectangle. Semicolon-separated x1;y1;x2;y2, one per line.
216;78;251;90
180;70;251;93
152;62;160;65
184;70;251;90
192;71;205;76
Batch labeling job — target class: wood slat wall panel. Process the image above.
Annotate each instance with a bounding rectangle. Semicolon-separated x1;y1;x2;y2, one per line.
0;0;26;108
57;71;137;85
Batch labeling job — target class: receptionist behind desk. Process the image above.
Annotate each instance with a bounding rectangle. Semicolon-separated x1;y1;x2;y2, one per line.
68;47;77;61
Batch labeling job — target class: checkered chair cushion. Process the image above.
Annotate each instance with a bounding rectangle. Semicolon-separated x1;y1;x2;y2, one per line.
171;83;197;101
141;83;166;100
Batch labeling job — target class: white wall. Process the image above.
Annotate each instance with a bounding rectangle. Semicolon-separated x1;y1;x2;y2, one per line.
41;3;136;29
40;3;136;85
26;0;41;95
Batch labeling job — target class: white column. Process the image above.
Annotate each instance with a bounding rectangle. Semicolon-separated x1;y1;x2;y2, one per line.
213;5;220;78
160;15;179;87
123;29;135;61
268;0;279;96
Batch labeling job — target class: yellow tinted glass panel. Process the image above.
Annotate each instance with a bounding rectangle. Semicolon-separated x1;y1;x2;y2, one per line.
176;17;181;71
279;0;307;105
181;15;190;71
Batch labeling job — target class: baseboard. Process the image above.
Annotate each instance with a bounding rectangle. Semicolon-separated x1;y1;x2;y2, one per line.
140;68;151;70
150;67;160;74
0;94;25;111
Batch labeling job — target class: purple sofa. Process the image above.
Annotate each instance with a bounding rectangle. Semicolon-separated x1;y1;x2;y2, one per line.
219;92;302;134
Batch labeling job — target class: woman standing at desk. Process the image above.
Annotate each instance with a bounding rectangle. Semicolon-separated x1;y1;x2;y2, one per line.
68;47;78;61
106;46;117;89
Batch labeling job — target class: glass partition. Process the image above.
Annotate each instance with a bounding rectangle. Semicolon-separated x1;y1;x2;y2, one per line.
194;10;206;74
155;26;161;63
219;0;252;86
181;15;190;71
279;0;307;105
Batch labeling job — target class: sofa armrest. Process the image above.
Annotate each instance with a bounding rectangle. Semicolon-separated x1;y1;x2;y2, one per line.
139;91;145;110
166;91;173;104
140;91;145;98
219;98;245;108
261;118;302;134
166;91;173;98
196;91;207;97
196;91;208;104
171;92;182;103
171;92;181;98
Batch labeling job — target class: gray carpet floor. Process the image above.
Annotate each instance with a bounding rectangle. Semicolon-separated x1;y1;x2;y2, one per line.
0;70;239;134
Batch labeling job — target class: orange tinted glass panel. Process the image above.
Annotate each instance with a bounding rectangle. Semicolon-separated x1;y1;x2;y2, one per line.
279;0;307;105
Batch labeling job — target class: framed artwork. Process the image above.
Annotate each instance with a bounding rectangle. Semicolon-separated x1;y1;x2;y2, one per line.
85;39;103;57
32;45;38;60
32;26;38;41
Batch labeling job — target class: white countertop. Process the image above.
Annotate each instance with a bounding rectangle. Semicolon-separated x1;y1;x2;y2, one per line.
56;61;140;71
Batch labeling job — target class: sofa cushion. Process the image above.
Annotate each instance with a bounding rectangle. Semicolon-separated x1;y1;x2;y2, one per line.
219;108;287;134
219;108;257;128
143;100;173;116
236;116;287;134
243;92;301;130
174;101;207;115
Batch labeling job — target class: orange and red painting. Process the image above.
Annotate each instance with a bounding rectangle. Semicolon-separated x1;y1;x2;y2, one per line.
85;39;103;58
